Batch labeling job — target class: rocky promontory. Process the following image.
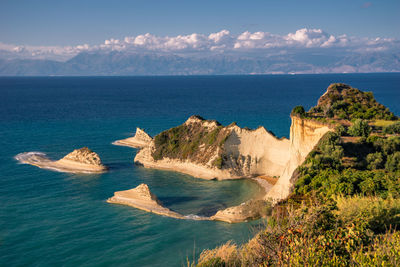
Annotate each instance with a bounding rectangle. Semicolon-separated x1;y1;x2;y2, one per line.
113;83;398;224
107;183;271;223
107;184;184;219
16;147;107;173
134;115;291;181
113;128;153;148
131;114;329;201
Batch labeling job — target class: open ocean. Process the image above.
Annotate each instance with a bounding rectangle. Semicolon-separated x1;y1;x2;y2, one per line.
1;74;399;266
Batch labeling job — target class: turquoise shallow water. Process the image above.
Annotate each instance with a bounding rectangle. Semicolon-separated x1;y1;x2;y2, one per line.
0;74;399;266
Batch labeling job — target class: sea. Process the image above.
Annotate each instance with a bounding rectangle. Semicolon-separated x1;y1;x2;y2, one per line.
1;74;399;266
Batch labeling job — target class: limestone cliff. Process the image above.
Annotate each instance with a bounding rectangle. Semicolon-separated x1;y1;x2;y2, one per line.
134;116;290;180
265;117;332;200
113;128;153;148
130;114;331;200
223;125;290;178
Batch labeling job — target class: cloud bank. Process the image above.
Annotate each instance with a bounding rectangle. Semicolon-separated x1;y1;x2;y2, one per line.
0;28;398;61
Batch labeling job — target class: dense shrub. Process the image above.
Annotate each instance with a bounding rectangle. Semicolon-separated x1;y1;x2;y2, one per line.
335;125;348;136
335;196;400;233
348;119;371;137
152;122;229;168
291;105;306;117
384;122;400;134
366;152;384;170
309;83;397;121
385;152;400;172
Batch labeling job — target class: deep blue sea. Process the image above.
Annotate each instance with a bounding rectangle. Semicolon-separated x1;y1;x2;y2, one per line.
0;74;399;266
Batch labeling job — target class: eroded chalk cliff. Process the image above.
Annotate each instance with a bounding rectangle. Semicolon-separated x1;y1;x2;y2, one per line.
134;116;290;180
266;116;332;200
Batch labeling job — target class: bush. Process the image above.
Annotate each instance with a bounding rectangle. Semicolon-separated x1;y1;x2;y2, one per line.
335;196;400;233
385;152;400;172
384;122;400;134
291;105;306;117
352;231;400;266
366;152;384;170
335;125;348;136
382;137;400;155
348;119;371;137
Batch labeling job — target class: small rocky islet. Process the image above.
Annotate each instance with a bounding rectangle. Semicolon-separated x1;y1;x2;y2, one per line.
16;147;107;173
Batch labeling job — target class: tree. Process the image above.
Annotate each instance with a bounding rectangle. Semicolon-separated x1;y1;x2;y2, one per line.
366;152;384;170
385;152;400;172
348;119;371;137
292;106;306;117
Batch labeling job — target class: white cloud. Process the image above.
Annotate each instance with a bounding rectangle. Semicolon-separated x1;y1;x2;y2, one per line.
0;28;398;61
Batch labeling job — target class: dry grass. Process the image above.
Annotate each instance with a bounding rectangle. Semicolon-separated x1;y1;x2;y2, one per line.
371;120;397;127
197;241;239;266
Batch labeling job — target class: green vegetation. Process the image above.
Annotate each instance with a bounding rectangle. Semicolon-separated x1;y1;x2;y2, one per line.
195;197;400;266
291;105;306;117
152;118;230;168
384;122;400;134
308;83;397;121
294;132;400;198
372;119;398;127
195;83;400;266
348;119;371;137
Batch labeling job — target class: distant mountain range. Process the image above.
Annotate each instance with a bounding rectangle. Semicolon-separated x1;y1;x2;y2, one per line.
0;50;399;76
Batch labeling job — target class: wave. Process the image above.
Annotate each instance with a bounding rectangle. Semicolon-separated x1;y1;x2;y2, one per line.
14;151;48;163
15;151;105;174
184;214;210;221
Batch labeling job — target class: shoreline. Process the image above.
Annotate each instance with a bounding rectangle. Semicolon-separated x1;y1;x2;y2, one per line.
135;158;239;180
107;176;275;223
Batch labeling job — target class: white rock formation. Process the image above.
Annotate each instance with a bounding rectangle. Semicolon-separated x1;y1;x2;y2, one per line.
107;184;184;219
127;115;331;201
113;128;153;148
266;116;332;200
16;147;107;173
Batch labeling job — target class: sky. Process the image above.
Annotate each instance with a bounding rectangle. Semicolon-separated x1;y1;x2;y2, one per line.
0;0;399;62
1;0;399;46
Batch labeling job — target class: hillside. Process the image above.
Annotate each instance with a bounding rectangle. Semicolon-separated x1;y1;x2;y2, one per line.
195;84;400;266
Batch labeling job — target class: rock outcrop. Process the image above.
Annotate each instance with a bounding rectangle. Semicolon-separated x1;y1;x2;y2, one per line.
113;128;153;148
107;184;184;219
210;199;270;223
15;147;107;173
